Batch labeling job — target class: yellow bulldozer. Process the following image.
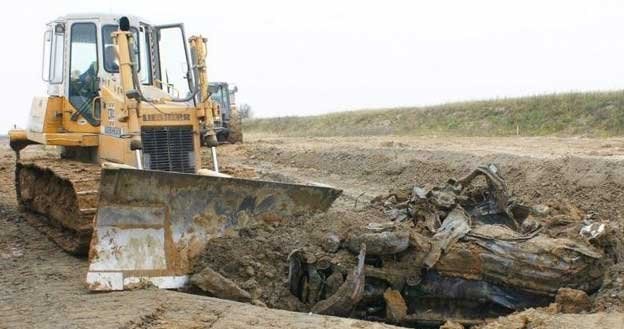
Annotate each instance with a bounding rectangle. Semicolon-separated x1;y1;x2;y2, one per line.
9;14;340;291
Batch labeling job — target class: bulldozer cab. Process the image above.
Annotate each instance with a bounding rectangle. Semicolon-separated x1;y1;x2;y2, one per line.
30;14;219;171
209;82;231;121
42;15;194;116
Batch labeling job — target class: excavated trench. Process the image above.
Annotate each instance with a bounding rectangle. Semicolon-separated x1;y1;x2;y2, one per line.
190;142;624;327
188;161;622;327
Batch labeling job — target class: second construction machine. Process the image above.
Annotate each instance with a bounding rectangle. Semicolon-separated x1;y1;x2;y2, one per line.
9;14;340;291
209;82;243;144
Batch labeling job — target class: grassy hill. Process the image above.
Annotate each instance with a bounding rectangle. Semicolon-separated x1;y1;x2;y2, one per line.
244;90;624;137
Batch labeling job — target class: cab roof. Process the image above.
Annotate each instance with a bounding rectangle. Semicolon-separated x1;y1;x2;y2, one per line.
51;13;150;26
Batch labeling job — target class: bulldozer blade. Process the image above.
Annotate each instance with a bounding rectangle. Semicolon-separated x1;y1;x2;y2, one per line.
86;168;342;291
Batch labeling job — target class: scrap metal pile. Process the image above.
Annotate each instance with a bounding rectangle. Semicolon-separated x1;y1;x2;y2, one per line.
190;164;609;326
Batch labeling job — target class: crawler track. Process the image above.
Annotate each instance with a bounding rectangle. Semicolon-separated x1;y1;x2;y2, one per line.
15;159;101;255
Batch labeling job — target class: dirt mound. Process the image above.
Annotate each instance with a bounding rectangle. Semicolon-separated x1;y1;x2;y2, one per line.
191;209;386;311
554;288;592;314
478;308;624;329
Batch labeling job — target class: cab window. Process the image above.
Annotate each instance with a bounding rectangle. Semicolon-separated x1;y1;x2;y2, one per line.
102;25;139;74
102;25;152;85
157;26;191;98
42;24;65;84
68;22;99;122
138;26;152;84
50;24;65;83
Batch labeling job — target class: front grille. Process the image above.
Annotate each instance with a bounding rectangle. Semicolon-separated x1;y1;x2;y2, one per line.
141;126;195;173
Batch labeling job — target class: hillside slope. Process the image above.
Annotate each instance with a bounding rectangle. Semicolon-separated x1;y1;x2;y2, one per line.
245;91;624;137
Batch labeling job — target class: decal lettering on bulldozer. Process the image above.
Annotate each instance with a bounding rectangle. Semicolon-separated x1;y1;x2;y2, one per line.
142;113;191;122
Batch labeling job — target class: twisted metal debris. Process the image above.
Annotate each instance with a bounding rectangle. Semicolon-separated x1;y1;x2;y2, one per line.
285;164;606;326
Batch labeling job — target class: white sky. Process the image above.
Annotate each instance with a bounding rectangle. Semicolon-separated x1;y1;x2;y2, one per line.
2;0;624;133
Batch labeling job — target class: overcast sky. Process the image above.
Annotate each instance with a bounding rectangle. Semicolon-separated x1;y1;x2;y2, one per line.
2;0;624;133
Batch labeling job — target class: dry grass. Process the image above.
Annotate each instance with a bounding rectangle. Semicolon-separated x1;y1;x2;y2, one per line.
245;90;624;137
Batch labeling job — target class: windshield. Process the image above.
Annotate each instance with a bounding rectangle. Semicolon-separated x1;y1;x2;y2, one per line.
102;25;151;84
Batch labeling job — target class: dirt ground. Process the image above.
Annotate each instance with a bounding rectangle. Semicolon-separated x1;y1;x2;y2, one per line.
0;143;398;329
2;135;624;328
